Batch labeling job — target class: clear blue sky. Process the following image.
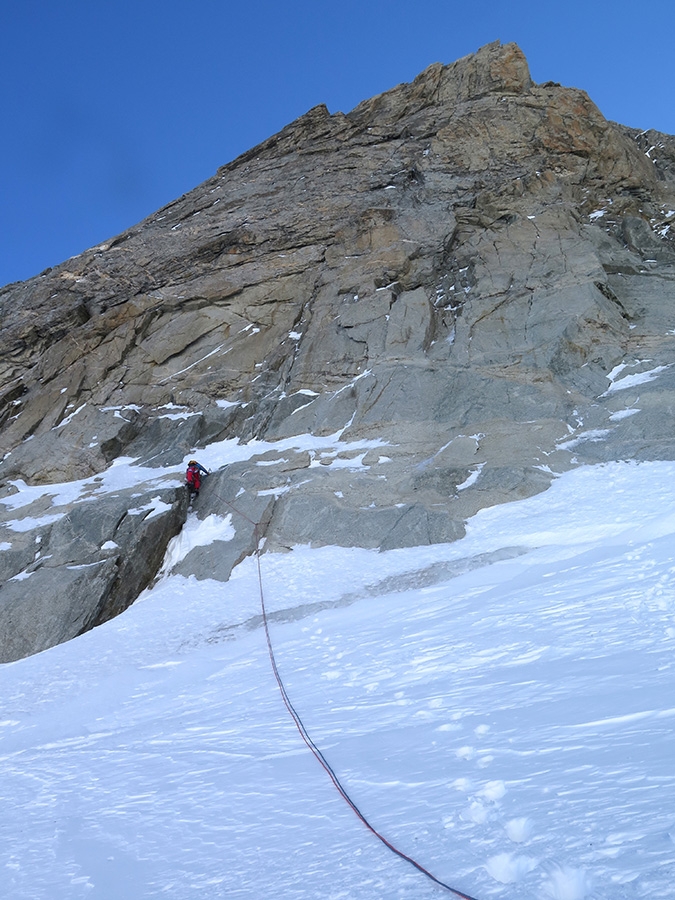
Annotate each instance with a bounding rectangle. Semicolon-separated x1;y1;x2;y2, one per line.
2;0;673;289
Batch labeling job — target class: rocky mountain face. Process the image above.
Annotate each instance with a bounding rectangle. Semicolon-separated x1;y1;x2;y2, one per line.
2;41;675;662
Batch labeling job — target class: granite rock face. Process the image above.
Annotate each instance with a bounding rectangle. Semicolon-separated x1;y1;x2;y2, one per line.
2;41;675;660
0;484;187;661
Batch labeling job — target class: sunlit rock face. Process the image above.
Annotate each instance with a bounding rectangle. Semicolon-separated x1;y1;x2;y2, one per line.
1;41;675;660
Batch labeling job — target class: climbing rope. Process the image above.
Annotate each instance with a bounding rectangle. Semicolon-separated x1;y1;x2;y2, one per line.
210;488;480;900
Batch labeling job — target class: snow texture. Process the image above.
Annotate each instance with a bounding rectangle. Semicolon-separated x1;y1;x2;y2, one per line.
2;457;675;898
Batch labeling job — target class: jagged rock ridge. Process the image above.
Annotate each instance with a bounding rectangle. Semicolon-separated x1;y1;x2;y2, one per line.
2;41;675;661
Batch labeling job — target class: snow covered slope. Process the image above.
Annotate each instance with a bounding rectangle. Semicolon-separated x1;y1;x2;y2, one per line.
2;458;675;899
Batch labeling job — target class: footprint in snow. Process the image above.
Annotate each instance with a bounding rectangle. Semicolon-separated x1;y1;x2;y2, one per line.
462;801;489;824
451;777;472;792
476;753;494;768
541;866;591;900
505;816;534;843
478;779;505;801
485;852;537;884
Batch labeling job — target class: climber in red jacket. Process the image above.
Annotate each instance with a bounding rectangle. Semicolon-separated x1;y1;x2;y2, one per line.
185;459;209;499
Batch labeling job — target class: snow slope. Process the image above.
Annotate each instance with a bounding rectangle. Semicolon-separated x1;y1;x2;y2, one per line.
2;458;675;899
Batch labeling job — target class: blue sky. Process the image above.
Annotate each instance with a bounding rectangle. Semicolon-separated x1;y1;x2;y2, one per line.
1;0;673;289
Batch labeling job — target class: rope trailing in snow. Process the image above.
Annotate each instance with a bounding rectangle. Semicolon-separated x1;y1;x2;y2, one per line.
211;489;480;900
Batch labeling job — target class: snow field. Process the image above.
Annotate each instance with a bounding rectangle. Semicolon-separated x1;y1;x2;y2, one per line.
2;460;675;897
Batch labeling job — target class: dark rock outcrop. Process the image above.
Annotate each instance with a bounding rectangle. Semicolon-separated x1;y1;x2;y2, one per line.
0;483;187;661
2;41;675;660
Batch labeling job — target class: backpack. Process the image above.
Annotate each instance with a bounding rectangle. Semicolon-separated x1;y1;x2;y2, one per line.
186;464;200;488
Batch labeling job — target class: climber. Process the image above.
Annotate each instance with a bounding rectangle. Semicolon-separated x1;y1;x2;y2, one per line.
185;459;209;499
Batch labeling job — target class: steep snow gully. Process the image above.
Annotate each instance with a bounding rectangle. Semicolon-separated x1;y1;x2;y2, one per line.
2;448;675;898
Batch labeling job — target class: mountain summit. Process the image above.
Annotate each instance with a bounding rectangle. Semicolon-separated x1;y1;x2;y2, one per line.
2;41;675;660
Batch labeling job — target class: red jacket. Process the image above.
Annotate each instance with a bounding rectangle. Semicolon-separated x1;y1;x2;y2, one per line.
186;464;201;491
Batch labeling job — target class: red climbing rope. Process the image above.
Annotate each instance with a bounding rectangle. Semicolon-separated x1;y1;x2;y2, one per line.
211;490;480;900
